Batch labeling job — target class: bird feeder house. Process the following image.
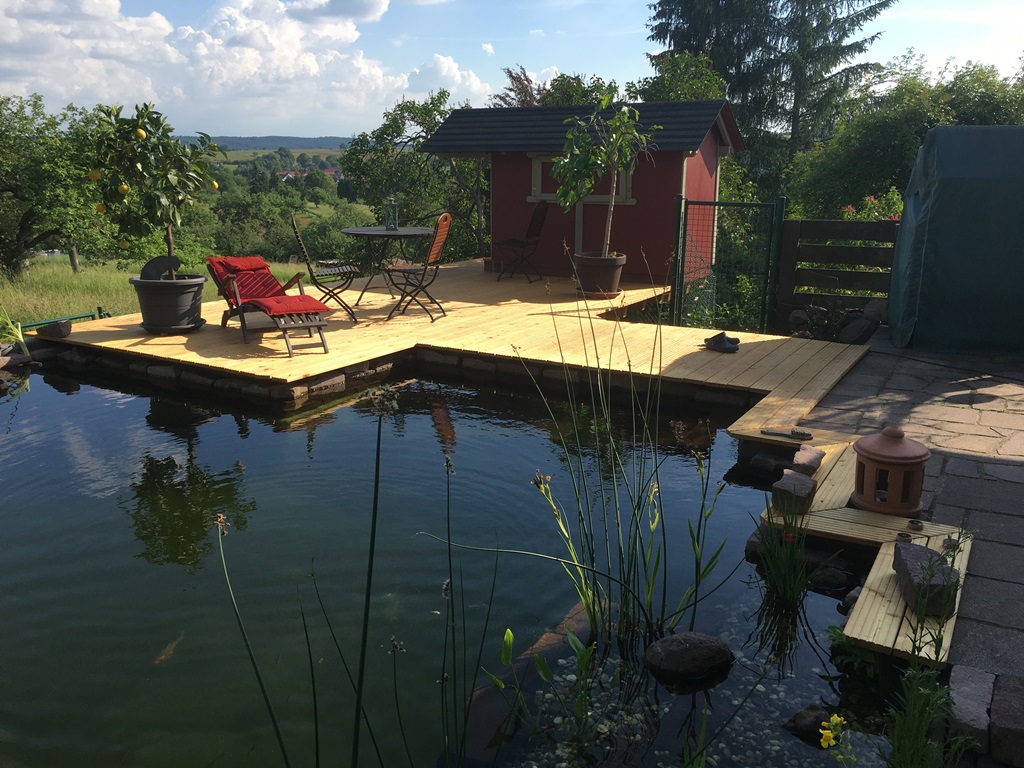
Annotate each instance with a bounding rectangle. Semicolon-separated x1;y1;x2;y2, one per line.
850;426;931;517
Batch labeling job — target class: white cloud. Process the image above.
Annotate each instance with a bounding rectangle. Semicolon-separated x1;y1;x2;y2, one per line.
529;29;545;38
481;42;494;55
406;54;490;103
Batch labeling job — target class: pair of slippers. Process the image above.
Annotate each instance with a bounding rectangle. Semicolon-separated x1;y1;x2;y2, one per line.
705;331;740;353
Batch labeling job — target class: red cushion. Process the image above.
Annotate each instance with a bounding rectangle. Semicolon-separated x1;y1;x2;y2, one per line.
244;294;330;317
207;256;271;285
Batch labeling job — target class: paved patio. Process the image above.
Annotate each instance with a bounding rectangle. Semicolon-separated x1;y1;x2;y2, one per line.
800;326;1024;766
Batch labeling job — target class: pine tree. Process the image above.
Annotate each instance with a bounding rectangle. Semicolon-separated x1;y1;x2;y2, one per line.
647;0;896;156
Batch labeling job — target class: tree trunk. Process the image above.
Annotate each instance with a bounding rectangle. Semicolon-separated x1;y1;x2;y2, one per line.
67;243;80;273
603;170;618;258
164;225;176;278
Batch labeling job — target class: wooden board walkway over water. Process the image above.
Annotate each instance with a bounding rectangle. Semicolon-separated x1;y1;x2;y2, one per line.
42;258;966;664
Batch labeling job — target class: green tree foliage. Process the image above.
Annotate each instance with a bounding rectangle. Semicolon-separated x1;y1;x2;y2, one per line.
648;0;896;169
490;64;546;107
552;86;659;258
0;95;110;277
341;90;488;259
91;103;222;276
490;66;615;107
787;58;1024;217
647;0;775;115
541;73;615;106
626;51;727;101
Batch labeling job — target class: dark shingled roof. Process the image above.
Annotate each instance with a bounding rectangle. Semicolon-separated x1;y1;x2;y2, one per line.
420;100;744;155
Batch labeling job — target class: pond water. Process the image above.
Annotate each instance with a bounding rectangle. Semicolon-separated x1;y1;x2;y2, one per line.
0;370;887;767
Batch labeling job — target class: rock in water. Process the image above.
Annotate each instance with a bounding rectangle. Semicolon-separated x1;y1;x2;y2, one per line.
784;701;831;744
644;632;734;694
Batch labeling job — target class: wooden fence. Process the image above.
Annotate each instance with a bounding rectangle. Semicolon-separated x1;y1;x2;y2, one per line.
773;218;899;333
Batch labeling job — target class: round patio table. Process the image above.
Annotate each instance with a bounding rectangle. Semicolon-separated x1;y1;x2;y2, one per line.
342;225;434;305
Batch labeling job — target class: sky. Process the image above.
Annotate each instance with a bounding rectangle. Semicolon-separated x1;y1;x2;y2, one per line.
1;0;1021;138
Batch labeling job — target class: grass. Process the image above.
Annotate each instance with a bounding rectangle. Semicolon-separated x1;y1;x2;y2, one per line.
0;256;312;325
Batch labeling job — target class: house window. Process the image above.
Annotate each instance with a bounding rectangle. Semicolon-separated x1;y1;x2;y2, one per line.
529;155;636;205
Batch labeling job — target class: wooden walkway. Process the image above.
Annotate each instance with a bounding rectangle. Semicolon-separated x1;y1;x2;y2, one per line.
48;259;961;663
53;260;867;427
759;440;970;664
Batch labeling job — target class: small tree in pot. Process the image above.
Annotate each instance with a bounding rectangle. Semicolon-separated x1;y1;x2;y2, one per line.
552;87;658;297
91;103;222;333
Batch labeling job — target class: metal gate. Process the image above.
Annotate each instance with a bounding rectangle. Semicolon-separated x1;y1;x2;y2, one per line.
669;197;786;332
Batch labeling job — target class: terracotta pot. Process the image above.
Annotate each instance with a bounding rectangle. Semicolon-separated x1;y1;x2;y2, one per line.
571;251;627;299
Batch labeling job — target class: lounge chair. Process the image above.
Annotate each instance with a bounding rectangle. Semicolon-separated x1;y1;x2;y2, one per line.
383;212;452;321
291;215;361;322
206;256;331;357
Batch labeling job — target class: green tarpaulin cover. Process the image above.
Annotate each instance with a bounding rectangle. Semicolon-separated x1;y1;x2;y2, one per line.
889;126;1024;353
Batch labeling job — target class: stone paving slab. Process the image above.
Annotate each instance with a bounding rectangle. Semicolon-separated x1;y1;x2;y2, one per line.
950;619;1024;676
803;326;1024;685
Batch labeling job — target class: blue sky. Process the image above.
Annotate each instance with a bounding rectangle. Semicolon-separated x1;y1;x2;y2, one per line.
1;0;1020;138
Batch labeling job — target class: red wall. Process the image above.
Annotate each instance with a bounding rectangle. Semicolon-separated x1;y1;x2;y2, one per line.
490;131;723;285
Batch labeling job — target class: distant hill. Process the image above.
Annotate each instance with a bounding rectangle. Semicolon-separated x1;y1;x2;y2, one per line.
178;136;351;151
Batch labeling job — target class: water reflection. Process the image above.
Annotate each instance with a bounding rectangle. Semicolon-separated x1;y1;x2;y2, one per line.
121;398;256;573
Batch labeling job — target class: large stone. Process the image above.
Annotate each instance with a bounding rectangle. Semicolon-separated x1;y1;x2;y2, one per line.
791;444;827;476
35;319;71;338
991;675;1024;767
644;632;733;694
863;298;888;324
783;701;830;744
950;665;994;753
771;469;818;516
892;542;960;619
838;317;880;344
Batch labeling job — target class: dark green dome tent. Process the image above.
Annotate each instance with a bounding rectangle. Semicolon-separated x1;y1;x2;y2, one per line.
889;126;1024;353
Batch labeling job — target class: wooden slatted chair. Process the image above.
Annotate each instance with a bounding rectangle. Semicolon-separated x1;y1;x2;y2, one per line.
383;212;452;321
206;256;332;357
291;215;361;322
495;200;548;282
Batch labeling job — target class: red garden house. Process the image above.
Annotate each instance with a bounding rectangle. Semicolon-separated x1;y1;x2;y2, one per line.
421;100;744;285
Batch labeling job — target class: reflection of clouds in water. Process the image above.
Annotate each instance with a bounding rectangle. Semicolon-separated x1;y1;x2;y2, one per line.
60;423;168;499
20;388;189;499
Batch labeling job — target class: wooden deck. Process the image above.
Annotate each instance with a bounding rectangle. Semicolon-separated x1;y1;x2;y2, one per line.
51;259;867;421
47;258;960;663
759;440;970;665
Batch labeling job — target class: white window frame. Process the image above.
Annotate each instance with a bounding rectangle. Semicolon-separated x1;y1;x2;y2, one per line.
527;154;637;206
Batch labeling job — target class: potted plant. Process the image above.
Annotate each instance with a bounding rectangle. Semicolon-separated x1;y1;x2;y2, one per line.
92;103;222;334
552;86;658;298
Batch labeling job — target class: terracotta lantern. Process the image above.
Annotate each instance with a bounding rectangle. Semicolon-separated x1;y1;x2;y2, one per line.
851;426;931;517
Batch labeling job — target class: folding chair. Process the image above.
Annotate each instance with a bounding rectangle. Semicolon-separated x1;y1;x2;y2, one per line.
291;215;360;322
206;256;332;357
495;200;548;282
384;212;452;321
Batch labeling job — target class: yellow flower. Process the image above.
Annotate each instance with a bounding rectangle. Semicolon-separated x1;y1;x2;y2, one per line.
95;203;106;214
820;728;837;749
830;714;847;729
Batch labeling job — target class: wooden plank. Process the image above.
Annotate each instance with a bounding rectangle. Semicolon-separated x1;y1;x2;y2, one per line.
796;243;895;268
845;535;971;664
729;425;857;448
761;505;959;546
795;219;899;242
794;267;892;294
809;447;858;512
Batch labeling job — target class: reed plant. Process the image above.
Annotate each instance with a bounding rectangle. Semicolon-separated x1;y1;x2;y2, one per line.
0;303;29;356
746;496;816;676
517;312;732;652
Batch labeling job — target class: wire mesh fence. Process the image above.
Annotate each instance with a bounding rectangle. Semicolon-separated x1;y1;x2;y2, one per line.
670;198;784;333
